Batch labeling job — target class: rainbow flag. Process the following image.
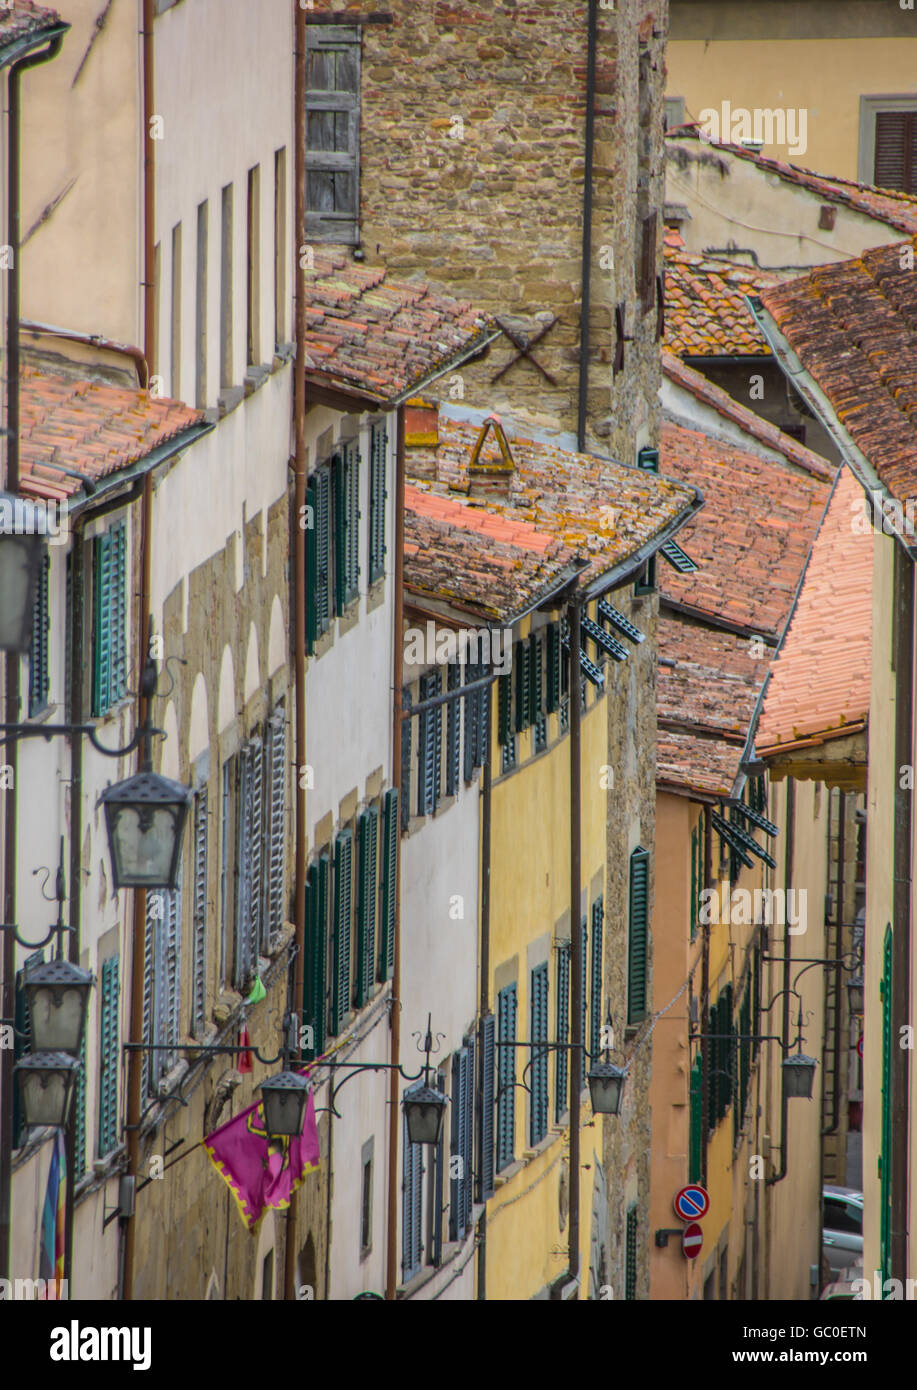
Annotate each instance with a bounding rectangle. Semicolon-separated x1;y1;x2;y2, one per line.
38;1130;66;1297
205;1084;320;1232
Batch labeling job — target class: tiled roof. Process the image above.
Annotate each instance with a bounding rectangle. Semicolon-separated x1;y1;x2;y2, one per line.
658;418;831;640
663;353;834;482
658;728;755;799
0;1;62;45
405;412;699;594
303;250;497;404
19;366;207;502
757;470;872;754
404;484;575;622
759;238;917;511
669;131;917;236
664;239;776;357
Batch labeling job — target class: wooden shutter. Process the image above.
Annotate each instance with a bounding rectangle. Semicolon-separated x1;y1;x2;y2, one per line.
418;670;441;816
446;662;461;796
450;1047;469;1241
461;1035;474;1233
267;703;287;948
249;734;265;968
515;637;530;732
690;825;698;943
164;870;182;1073
333;452;347;614
498;672;512;745
74;1032;87;1180
689;1054;703;1184
347;441;360;601
305;855;329;1058
191;789;208;1038
312;466;331;632
369;420;387;582
579;918;588;1090
92;529;113;716
874;111;917;193
110;521;127;703
639;211;658;311
478;1013;496;1201
142;893;157;1097
555;943;570;1122
28;550;50;716
306;476;318;651
356;806;378;1008
401;688;412;830
98;956;120;1156
590;897;604;1060
496;983;517;1172
305;25;361;244
880;925;893;1282
530;963;549;1146
379;787;398;982
234;746;254;990
546;623;560;714
463;663;477;783
627;847;649;1024
624;1203;638;1300
332;830;353;1033
402;1093;424;1278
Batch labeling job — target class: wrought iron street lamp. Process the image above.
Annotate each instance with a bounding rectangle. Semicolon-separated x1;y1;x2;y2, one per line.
402;1014;449;1146
782;1052;817;1100
587;1060;626;1116
24;958;93;1055
15;1051;81;1129
99;769;191;891
259;1069;311;1141
0;492;46;653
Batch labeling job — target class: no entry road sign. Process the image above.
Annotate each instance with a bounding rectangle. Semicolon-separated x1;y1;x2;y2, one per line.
674;1185;710;1221
682;1223;703;1260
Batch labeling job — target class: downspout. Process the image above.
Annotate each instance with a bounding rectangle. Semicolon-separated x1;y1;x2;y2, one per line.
476;684;493;1301
0;25;67;1287
767;777;794;1191
567;595;583;1287
576;0;598;455
385;403;406;1301
891;546;913;1283
700;806;712;1191
822;790;845;1140
285;0;308;1303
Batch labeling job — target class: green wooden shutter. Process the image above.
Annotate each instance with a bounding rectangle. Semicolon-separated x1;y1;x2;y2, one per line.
460;1035;474;1232
332;829;353;1034
498;671;512;745
530;963;549;1146
625;1203;638;1300
546;623;560;714
479;1012;496;1201
496;983;517;1172
98;956;120;1157
92;529;113;716
110;521;127;703
248;733;265;962
555;944;570;1123
515;638;530;732
305;857;329;1059
418;670;441;816
347;440;360;601
579;918;588;1090
356;805;378;1008
73;1030;87;1181
369;420;387;583
379;787;398;982
450;1047;470;1241
627;847;650;1024
446;662;460;795
689;1054;703;1183
401;688;412;830
316;467;331;630
306;475;318;651
28;550;50;716
590;897;604;1060
880;924;893;1287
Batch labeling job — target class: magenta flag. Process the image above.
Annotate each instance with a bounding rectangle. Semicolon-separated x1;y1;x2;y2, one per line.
205;1085;320;1231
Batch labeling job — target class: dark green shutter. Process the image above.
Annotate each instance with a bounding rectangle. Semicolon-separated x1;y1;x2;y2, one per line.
479;1012;496;1201
110;521;127;703
98;956;120;1156
496;983;517;1172
627;847;649;1024
446;662;460;795
332;830;353;1033
625;1204;639;1300
305;857;329;1059
530;963;549;1146
546;623;560;714
306;476;318;651
92;529;113;716
356;806;378;1008
579;919;588;1090
880;924;893;1287
369;421;387;583
590;897;604;1060
515;638;530;732
498;671;512;746
348;441;360;601
418;670;441;816
555;944;570;1123
333;452;347;614
450;1046;470;1241
74;1031;87;1181
689;1054;703;1183
379;787;398;982
28;550;50;716
401;688;412;831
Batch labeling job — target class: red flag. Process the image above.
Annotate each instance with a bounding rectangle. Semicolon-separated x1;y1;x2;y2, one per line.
205;1086;320;1232
238;1022;253;1074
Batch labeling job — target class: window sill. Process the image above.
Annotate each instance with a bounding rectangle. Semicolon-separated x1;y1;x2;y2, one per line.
217;385;245;418
243;364;271;397
24;700;55;725
494;1157;526;1187
366;576;386;614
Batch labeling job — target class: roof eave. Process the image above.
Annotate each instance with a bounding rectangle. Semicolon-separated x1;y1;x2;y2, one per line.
0;19;70;69
579;485;705;603
64;419;215;519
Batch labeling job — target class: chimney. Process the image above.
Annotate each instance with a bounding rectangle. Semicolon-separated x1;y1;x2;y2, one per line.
468;414;515;499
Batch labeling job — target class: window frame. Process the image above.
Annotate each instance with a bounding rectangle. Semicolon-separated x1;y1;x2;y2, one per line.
858;95;917;190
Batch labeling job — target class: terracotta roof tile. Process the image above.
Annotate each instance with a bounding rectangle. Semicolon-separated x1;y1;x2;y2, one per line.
657;728;751;799
757;469;872;753
0;1;61;44
304;249;497;404
664;243;776;357
18;367;207;502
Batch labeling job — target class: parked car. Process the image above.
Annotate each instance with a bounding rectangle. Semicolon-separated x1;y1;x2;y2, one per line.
820;1260;864;1300
822;1186;863;1278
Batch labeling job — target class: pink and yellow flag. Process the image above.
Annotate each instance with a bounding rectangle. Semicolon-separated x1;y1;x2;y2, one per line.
205;1084;320;1231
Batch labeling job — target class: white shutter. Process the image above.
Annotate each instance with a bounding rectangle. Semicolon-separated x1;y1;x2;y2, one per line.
267;703;287;949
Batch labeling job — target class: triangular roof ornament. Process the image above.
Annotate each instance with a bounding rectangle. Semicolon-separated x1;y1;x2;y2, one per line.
468;413;515;476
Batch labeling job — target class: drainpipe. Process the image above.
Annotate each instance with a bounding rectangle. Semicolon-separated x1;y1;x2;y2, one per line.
141;0;155;374
822;790;845;1140
0;25;67;1287
767;778;794;1192
284;0;309;1303
567;595;583;1288
385;403;406;1301
476;684;493;1300
699;805;712;1191
891;547;913;1283
576;0;598;455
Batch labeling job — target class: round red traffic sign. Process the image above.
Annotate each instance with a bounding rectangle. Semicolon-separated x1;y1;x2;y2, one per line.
682;1222;703;1260
856;1034;864;1060
674;1185;710;1221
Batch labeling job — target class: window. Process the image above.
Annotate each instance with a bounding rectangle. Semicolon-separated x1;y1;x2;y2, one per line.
274;148;287;349
546;623;561;715
402;1088;425;1280
450;1039;475;1241
332;829;353;1034
356;805;378;1008
246;165;261;368
417;670;442;816
463;663;488;782
823;1197;863;1237
28;549;50;716
304;853;330;1059
98;955;120;1157
306;446;360;650
515;637;531;733
368;419;387;583
639;211;658;313
234;734;265;993
220;184;234;389
74;1032;86;1181
578;919;588;1090
143;878;182;1097
360;1136;374;1257
498;672;515;772
860;98;917;193
266;701;287;951
590;897;604;1061
530;963;549;1146
195;200;208;407
708;983;734;1128
220;756;234;988
334;443;360;609
664;96;686;132
191;788;208;1038
479;1013;496;1201
496;983;517;1172
305;25;361;244
92;520;127;717
625;1203;638;1300
306;463;332;648
446;662;461;796
627;847;649;1025
532;633;546;752
555;943;570;1123
170;222;182;398
401;690;412;831
378;787;398;983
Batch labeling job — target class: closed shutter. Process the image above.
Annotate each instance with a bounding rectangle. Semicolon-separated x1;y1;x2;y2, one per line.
333;452;347;615
92;529;112;716
332;830;353;1033
64;551;73;721
590;897;604;1060
546;623;561;714
379;787;398;982
707;1002;719;1130
477;679;490;771
316;467;332;630
191;789;208;1038
12;951;45;1147
880;924;893;1284
639;211;658;311
874;111;917;193
555;944;570;1123
249;734;265;968
400;689;412;831
462;1034;474;1233
306;476;318;651
689;1054;703;1184
73;1031;87;1180
305;25;361;245
450;1048;469;1241
579;918;588;1090
432;1124;445;1267
515;637;530;732
110;521;127;703
235;747;254;990
304;856;329;1058
98;956;120;1157
446;662;461;796
164;870;183;1073
627;847;649;1024
478;1013;496;1201
690;825;698;943
624;1203;638;1300
356;806;378;1007
530;963;549;1146
418;670;442;816
532;633;546;750
28;550;50;716
142;893;157;1098
496;983;517;1172
463;663;477;783
267;703;287;948
369;420;387;582
347;441;360;601
402;1095;424;1279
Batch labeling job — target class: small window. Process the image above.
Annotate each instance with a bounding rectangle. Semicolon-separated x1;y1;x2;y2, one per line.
274;148;287;348
220;183;234;389
360;1137;374;1257
664;96;686;132
170;222;182;398
246;165;261;367
860;98;917;192
305;26;362;244
195;200;208;407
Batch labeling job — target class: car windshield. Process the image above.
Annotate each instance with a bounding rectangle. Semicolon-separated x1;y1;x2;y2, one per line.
823;1198;862;1234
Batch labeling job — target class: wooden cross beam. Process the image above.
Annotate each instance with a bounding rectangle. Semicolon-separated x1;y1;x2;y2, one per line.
490;315;559;386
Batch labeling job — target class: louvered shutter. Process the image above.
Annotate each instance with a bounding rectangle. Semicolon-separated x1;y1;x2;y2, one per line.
142;893;157;1097
555;944;570;1123
110;521;128;703
235;747;253;990
689;1054;703;1184
402;1095;424;1279
432;1122;445;1268
546;623;561;714
478;1013;496;1201
496;983;517;1172
417;670;441;816
874;111;917;194
305;855;330;1058
347;441;360;601
690;826;698;943
462;1035;475;1233
356;806;378;1007
530;963;549;1146
515;638;530;732
267;703;287;948
369;420;387;582
306;476;318;651
478;680;490;770
880;925;893;1282
316;467;331;630
164;869;183;1073
332;830;353;1033
446;662;461;796
463;663;477;782
191;789;208;1038
450;1049;467;1241
74;1031;87;1179
627;847;649;1024
28;551;50;716
305;25;361;244
640;211;658;311
248;733;265;966
12;952;44;1147
498;672;512;746
92;530;112;716
98;956;120;1156
379;787;398;982
333;453;347;613
707;1003;718;1130
624;1203;638;1300
401;689;412;830
590;897;604;1061
579;919;588;1090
